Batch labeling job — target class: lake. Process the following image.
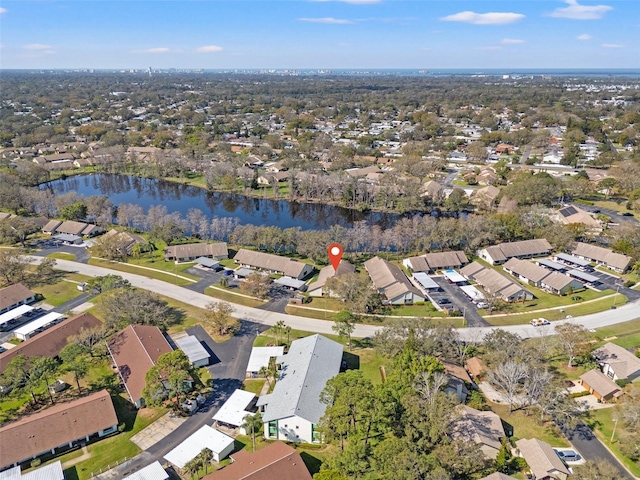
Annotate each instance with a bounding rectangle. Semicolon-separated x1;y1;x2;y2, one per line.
46;174;398;231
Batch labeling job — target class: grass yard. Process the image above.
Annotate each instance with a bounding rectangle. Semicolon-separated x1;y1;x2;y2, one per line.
487;401;570;447
484;293;627;326
285;305;338;322
243;378;266;395
34;279;84;306
205;286;266;308
47;252;77;261
586;406;640;477
594;318;640;351
351;348;388;385
87;258;197;286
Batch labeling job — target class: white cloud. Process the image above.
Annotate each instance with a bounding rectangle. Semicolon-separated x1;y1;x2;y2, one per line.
196;45;223;53
142;47;171;53
24;44;53;50
440;11;525;25
298;17;353;24
501;38;525;44
311;0;381;3
0;7;7;14
548;0;612;20
602;43;624;48
577;33;592;40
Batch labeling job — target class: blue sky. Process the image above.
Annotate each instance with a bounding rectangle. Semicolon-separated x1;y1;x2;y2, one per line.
0;0;637;69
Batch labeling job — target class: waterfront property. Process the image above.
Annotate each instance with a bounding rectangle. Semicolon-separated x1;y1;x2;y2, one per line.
307;260;355;297
164;242;228;262
477;239;552;265
234;249;313;280
364;256;425;305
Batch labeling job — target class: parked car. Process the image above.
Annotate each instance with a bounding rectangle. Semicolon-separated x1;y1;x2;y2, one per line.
476;302;489;309
437;298;451;305
223;269;234;276
556;450;579;462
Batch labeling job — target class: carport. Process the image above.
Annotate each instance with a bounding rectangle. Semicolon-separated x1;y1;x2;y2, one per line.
195;257;220;270
442;269;467;284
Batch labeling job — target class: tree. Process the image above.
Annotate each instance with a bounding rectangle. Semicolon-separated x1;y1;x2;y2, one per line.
142;350;193;409
0;249;30;287
554;323;592;368
487;360;528;412
242;412;263;452
60;201;87;221
59;344;90;393
273;320;286;346
69;325;107;357
89;234;132;261
99;288;176;331
598;178;618;199
240;272;272;299
572;460;623;480
332;310;356;349
87;274;131;294
30;356;60;404
196;448;213;475
1;355;36;404
0;218;40;247
203;301;238;336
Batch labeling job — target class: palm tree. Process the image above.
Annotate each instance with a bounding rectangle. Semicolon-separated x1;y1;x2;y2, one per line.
241;412;263;452
197;448;213;475
183;457;200;480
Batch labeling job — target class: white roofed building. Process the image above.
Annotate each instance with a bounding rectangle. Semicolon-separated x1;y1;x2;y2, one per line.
164;425;234;466
175;335;210;367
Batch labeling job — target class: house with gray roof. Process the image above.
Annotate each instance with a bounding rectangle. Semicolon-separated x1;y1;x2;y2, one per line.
234;249;313;280
364;256;425;305
450;405;505;460
461;262;534;303
593;342;640;382
402;251;468;273
571;242;632;273
478;239;552;265
257;334;343;444
515;438;570;480
307;260;355;297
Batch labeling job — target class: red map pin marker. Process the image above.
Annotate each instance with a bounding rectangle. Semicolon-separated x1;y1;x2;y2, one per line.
328;243;344;272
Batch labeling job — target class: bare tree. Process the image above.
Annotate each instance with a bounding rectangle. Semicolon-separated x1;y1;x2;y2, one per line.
487;360;528;412
554;323;592;368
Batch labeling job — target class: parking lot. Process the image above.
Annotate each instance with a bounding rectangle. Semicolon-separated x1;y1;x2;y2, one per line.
429;276;489;327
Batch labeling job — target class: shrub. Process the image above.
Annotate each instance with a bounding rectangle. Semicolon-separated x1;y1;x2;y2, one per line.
30;458;41;468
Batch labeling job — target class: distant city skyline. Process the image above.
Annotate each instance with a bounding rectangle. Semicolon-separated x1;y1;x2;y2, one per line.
0;0;637;70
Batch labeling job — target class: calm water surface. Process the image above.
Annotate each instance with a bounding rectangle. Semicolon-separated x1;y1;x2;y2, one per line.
47;174;398;230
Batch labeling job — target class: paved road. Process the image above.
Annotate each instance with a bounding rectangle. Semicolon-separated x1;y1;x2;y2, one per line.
565;424;633;479
432;276;489;327
573;202;639;226
519;145;532;164
29;258;640;342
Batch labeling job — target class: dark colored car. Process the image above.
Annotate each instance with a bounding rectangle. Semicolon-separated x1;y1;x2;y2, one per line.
437;298;451;305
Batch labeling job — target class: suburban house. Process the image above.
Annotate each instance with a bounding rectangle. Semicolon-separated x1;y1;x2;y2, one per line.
593;342;640;382
257;171;290;185
555;205;601;231
257;334;343;444
307;260;356;297
234;249;313;280
477;239;552;265
443;361;473;402
164;242;228;262
472;185;501;210
53;220;103;237
0;283;36;314
466;357;487;380
364;256;425;305
107;324;174;408
0;389;118;469
202;441;312;480
0;460;65;480
571;242;632;273
479;473;517;480
123;462;169;480
502;258;583;295
421;180;444;201
101;229;147;255
0;312;101;374
42;220;62;234
460;262;534;303
450;405;506;460
515;438;570;480
402;251;469;273
579;370;622;402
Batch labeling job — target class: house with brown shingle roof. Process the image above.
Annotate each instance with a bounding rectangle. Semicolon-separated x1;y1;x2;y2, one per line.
234;249;313;280
42;219;62;235
202;441;312;480
402;251;469;273
307;260;356;297
107;324;173;408
0;389;118;469
479;473;517;480
55;221;90;236
0;312;101;374
593;342;640;382
164;242;228;262
579;369;622;402
466;356;487;380
478;239;552;266
461;262;534;303
450;405;506;460
0;283;35;314
571;242;632;273
515;438;570;480
364;256;425;305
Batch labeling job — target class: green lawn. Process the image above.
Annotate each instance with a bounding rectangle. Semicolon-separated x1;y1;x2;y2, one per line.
586;406;640;477
484;293;627;326
487;401;570;447
205;286;266;308
47;252;77;261
243;379;266;395
87;258;196;286
351;348;388;385
34;279;84;306
285;305;338;322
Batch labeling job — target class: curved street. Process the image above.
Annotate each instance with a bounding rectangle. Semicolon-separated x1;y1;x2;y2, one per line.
32;257;640;341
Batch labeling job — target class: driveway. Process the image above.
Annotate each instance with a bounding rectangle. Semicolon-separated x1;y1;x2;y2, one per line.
565;424;633;479
431;276;490;328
